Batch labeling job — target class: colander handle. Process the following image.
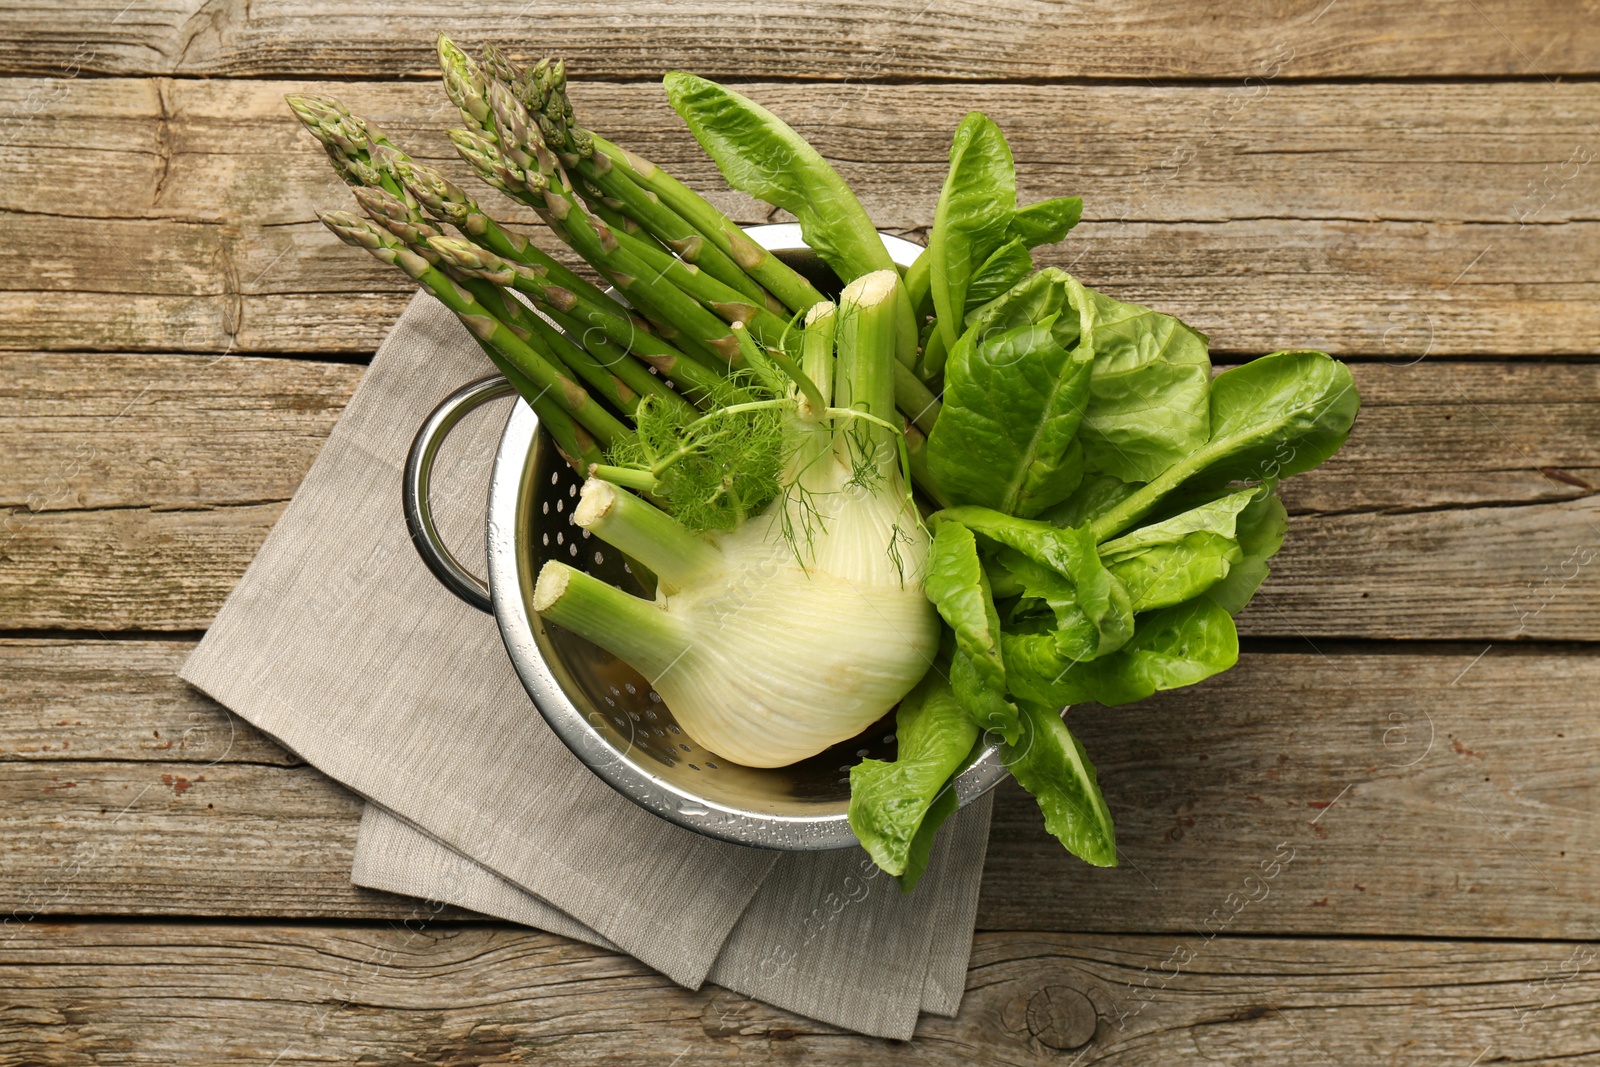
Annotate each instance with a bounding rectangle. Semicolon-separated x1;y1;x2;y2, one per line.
402;374;514;614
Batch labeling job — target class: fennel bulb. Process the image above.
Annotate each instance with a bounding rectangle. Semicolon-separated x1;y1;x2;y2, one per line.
533;270;940;768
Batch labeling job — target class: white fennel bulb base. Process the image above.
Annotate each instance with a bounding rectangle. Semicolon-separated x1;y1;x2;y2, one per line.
532;269;940;769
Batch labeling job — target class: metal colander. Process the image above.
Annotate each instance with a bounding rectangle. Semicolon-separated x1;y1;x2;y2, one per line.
404;225;1007;850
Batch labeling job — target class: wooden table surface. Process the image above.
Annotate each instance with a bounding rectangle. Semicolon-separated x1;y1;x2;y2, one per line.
5;3;1600;1063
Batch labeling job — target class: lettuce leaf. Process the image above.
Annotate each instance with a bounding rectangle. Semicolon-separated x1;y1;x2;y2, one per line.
1003;702;1116;867
849;670;980;882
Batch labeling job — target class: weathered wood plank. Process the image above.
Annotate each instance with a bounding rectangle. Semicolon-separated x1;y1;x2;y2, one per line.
0;639;293;765
3;78;1599;355
7;353;1600;635
14;78;1600;225
10;353;1600;515
6;640;1597;941
0;0;1592;80
11;476;1600;638
3;922;1596;1064
3;352;359;513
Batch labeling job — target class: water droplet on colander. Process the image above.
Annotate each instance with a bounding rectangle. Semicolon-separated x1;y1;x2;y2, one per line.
679;801;709;816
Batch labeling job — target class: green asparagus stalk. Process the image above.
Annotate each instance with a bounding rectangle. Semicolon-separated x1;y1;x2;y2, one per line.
306;120;673;426
514;69;948;435
471;276;645;419
453;83;943;439
546;113;825;317
476;48;778;312
320;211;629;448
438;35;496;137
392;156;618;315
536;298;728;407
377;153;729;410
894;361;942;434
454;111;744;369
428;235;699;418
472;336;602;471
482;80;801;353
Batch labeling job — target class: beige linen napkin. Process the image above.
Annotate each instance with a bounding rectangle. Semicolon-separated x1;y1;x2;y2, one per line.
182;291;991;1038
352;793;991;1030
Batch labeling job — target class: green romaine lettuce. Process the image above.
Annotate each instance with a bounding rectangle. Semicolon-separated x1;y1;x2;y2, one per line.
1003;702;1116;867
1003;598;1239;709
849;670;980;884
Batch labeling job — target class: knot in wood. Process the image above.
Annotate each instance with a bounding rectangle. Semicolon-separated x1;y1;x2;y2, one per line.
1025;984;1097;1051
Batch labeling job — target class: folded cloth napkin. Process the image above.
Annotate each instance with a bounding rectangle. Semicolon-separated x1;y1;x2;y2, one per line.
181;291;993;1038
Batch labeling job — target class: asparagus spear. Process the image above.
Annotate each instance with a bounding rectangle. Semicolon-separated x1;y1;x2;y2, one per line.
484;82;782;335
452;111;745;369
529;71;827;316
470;336;601;472
437;242;733;405
298;96;730;404
455;64;799;352
477;47;778;311
389;154;747;407
348;181;662;422
456;70;944;438
429;235;699;418
391;155;619;315
320;211;629;448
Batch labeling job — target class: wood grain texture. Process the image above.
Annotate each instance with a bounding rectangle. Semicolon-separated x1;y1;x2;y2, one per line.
3;922;1597;1065
10;354;1600;515
2;4;1595;1058
0;0;1593;80
8;353;1600;636
4;78;1599;356
6;640;1598;941
2;352;359;512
